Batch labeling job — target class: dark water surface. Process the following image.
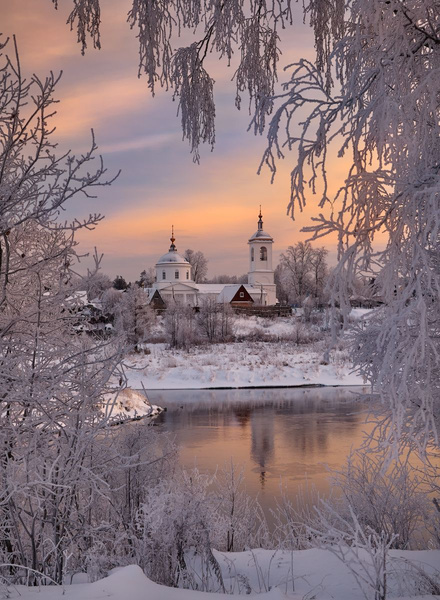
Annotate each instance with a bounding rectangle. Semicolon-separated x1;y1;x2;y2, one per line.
147;387;371;517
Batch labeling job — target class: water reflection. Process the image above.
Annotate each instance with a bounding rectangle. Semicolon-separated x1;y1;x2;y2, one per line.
250;409;274;487
147;387;371;517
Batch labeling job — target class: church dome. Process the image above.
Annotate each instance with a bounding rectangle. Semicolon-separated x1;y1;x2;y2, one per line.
156;250;189;265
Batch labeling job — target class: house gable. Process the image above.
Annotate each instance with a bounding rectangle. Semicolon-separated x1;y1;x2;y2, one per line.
149;289;166;309
231;284;254;304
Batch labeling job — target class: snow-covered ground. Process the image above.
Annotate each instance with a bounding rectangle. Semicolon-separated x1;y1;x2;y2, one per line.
124;341;363;390
122;312;372;390
9;549;440;599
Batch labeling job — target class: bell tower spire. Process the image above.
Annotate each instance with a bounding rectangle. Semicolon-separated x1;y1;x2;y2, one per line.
258;206;263;231
169;225;176;252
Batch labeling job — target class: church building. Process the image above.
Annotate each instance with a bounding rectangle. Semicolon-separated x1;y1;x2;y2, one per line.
146;210;277;307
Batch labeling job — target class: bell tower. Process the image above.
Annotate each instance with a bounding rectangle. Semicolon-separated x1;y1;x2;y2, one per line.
248;208;277;305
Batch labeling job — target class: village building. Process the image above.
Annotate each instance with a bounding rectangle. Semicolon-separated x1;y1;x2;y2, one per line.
146;210;278;307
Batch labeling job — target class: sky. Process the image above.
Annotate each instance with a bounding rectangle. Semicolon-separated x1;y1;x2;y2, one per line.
3;1;346;281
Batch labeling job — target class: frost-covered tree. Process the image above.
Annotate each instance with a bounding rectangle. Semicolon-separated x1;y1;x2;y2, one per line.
198;296;233;342
262;1;440;452
184;249;208;283
85;270;112;301
164;300;198;348
117;285;157;347
136;267;156;288
280;242;314;305
279;242;328;306
0;37;131;584
274;264;288;305
50;0;294;162
310;247;328;303
113;274;128;290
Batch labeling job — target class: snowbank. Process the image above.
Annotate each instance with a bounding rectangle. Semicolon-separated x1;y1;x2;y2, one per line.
8;564;284;599
349;307;374;320
9;549;440;599
124;342;364;390
104;388;163;422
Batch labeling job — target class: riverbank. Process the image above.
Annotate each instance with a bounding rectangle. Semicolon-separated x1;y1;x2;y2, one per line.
12;550;440;599
123;341;365;390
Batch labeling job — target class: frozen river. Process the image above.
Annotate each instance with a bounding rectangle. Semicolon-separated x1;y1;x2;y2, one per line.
147;386;371;518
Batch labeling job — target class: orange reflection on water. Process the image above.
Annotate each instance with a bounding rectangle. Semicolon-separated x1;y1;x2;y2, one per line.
149;387;372;519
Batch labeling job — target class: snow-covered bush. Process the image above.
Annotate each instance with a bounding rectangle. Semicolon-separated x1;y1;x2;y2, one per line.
197;298;233;343
329;451;429;550
164;300;199;349
272;482;330;550
102;287;125;315
105;463;270;591
134;469;225;590
390;558;440;598
80;424;177;582
308;502;397;600
287;323;322;346
273;450;431;555
102;286;158;348
214;463;270;552
419;454;440;548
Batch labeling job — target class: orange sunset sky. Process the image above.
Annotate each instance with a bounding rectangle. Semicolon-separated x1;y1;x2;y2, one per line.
4;1;349;280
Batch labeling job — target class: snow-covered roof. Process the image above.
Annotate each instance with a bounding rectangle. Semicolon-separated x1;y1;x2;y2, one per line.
66;290;88;305
216;285;245;303
89;296;103;308
244;285;266;294
141;287;154;300
195;284;226;295
156;250;189;265
248;229;273;242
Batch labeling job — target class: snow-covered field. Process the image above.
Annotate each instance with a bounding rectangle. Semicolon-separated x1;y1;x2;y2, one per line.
10;549;440;599
123;313;371;390
124;341;363;390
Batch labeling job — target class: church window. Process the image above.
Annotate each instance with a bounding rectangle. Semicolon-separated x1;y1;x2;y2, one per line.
162;271;166;280
186;271;189;279
251;247;254;261
175;271;179;279
260;247;267;261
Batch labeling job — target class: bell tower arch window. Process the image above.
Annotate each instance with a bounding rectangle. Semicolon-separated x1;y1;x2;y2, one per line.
251;247;254;261
162;271;166;280
260;247;267;261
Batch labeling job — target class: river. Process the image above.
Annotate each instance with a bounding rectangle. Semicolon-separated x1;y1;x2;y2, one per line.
147;386;371;518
